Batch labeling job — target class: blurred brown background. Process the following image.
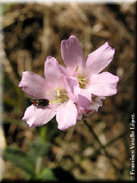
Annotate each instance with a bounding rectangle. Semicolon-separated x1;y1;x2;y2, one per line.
1;2;136;181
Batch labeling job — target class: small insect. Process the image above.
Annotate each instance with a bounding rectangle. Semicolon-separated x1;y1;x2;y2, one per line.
31;99;49;107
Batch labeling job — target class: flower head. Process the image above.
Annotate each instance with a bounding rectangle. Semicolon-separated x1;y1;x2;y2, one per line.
19;56;80;130
19;35;119;130
61;35;119;120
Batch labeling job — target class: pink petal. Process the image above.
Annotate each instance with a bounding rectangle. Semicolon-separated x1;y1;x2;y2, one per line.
61;35;84;75
63;76;80;102
88;97;105;112
44;56;65;88
77;89;92;109
59;64;70;77
86;42;115;75
19;71;48;99
56;100;78;130
22;105;56;127
88;72;119;96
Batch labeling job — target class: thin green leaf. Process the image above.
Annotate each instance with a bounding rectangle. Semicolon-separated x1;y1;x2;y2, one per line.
4;146;35;178
29;136;52;157
37;168;57;181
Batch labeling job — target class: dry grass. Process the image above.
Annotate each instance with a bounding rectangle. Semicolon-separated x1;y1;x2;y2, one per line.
2;2;136;181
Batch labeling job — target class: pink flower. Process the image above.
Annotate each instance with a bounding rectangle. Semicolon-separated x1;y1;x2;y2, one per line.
19;35;119;130
19;56;80;130
61;35;119;119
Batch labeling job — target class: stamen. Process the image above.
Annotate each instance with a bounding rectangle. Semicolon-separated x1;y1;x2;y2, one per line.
75;66;79;72
76;76;89;89
47;87;69;105
47;87;58;95
49;98;63;104
57;88;60;97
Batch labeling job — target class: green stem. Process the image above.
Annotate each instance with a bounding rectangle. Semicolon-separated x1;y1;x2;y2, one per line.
36;157;43;174
83;120;123;178
83;120;104;148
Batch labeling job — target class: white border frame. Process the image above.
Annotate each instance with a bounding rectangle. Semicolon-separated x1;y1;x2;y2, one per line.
0;0;136;181
0;3;3;181
0;0;136;3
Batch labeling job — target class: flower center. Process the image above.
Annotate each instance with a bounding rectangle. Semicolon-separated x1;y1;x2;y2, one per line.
47;87;69;104
75;65;89;89
76;76;89;89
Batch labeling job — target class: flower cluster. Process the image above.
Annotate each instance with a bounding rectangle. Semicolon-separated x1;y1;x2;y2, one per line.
19;35;119;130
